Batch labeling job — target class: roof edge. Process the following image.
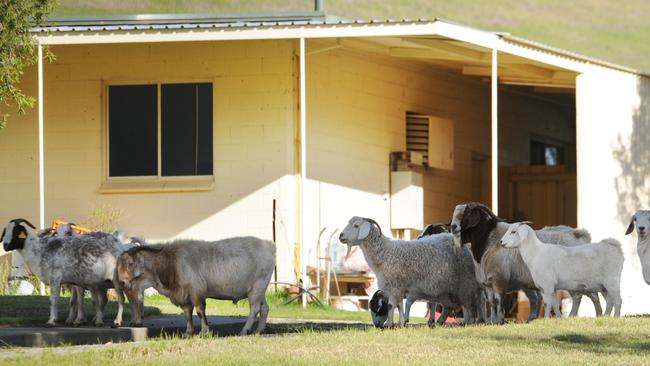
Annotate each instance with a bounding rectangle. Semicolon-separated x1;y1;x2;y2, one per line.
45;11;331;26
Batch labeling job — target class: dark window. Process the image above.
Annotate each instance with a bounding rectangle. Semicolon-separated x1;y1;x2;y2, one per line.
108;83;213;178
531;140;564;166
161;83;213;176
108;85;158;177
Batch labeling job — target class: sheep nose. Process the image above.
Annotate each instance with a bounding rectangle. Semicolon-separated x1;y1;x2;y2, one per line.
640;226;646;232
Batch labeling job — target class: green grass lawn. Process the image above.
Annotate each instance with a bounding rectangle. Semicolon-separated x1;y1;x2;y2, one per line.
0;295;161;326
2;317;650;365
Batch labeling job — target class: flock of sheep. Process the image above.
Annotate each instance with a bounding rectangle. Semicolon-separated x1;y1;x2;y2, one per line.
1;203;648;337
0;219;275;336
350;203;649;327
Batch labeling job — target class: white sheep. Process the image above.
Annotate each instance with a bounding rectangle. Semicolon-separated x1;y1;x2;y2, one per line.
1;219;128;327
625;210;650;284
500;222;624;317
339;216;482;326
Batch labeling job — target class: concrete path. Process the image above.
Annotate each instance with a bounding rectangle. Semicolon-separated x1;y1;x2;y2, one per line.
0;316;368;347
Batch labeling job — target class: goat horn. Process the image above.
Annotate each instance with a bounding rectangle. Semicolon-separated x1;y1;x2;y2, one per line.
10;218;36;229
362;217;383;236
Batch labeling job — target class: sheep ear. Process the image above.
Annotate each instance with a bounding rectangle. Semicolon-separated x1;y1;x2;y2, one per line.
0;228;5;242
464;208;482;229
626;216;635;235
357;221;372;240
129;253;145;278
517;224;529;241
135;255;145;278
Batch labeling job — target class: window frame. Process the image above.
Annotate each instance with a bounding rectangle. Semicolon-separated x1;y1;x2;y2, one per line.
100;78;216;193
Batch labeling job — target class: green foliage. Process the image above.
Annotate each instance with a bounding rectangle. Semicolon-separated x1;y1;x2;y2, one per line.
0;256;17;295
0;0;57;130
81;204;124;232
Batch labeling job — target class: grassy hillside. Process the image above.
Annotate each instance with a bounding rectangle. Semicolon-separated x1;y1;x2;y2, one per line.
52;0;650;72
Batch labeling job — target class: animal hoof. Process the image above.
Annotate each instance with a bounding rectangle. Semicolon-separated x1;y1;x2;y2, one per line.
111;322;121;328
182;332;192;339
45;322;55;328
131;322;143;328
73;322;84;327
95;322;105;328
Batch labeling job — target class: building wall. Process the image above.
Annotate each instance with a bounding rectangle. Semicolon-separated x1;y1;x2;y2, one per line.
577;67;650;315
0;40;299;282
304;45;494;265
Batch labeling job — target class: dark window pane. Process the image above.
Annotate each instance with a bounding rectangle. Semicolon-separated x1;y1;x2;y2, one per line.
161;83;213;176
530;140;546;165
108;85;157;177
197;83;213;175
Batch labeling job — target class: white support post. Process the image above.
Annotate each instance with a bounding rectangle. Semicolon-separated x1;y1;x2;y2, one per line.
299;37;308;308
491;47;499;215
38;43;46;295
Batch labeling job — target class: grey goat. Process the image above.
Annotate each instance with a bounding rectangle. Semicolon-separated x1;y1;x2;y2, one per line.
116;237;276;337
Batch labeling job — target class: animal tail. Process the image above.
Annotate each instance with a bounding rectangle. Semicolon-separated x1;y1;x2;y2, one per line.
601;238;622;248
573;228;592;242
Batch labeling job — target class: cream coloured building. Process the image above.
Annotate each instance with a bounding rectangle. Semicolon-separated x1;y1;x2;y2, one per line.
1;12;649;315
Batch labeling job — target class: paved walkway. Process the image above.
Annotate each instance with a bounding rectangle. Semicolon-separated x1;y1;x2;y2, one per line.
0;316;368;347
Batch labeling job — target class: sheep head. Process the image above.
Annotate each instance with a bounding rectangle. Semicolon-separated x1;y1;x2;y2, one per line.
500;222;533;248
626;210;650;237
1;219;36;251
450;202;500;261
627;210;650;284
339;216;382;245
369;290;390;328
116;250;146;292
417;223;450;239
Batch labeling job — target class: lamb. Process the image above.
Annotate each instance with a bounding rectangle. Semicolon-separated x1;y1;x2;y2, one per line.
450;202;601;323
1;218;128;327
339;217;482;326
500;222;624;317
625;210;650;284
116;237;276;337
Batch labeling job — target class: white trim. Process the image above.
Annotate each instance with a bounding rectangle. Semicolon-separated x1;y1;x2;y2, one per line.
299;37;307;308
38;44;45;230
491;47;498;215
37;43;46;296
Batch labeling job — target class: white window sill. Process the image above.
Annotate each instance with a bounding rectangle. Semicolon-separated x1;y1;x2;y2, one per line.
99;177;214;194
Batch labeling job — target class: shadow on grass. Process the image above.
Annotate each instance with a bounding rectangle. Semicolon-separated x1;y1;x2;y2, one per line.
487;331;650;356
0;295;161;327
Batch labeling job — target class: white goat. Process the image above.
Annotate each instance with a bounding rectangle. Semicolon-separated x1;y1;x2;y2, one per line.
339;217;482;326
626;210;650;284
1;219;128;327
500;222;624;318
